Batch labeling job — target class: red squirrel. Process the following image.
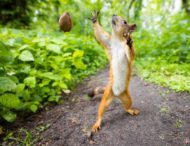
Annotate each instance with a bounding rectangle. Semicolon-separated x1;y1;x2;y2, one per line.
90;11;140;132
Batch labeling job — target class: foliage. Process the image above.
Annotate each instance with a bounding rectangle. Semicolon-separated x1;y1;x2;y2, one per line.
0;0;104;32
3;123;51;145
0;28;107;122
134;13;190;92
0;0;35;26
4;128;35;145
0;0;61;28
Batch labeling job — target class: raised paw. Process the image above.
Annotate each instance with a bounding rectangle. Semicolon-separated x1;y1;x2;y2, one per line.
126;108;140;116
92;120;101;132
90;10;100;23
126;35;133;47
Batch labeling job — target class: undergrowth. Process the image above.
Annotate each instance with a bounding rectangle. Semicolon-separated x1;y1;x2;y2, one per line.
0;28;107;122
135;13;190;93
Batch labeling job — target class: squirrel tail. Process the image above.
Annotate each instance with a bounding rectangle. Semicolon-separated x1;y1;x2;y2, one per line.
87;86;105;97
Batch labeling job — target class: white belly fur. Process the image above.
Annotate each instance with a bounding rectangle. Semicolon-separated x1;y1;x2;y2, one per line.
111;41;128;96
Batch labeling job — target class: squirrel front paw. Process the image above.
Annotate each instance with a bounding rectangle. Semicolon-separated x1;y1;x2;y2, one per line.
123;33;133;47
90;10;100;23
126;35;133;48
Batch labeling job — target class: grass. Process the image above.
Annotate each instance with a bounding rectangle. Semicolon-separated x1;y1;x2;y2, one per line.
3;123;51;146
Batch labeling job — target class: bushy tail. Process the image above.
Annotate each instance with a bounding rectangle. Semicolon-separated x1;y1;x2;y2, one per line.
87;86;105;97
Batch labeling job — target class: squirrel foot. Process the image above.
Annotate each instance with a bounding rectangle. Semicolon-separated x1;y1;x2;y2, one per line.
92;119;101;132
126;108;140;115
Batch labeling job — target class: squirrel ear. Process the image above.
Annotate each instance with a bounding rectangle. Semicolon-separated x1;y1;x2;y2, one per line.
130;24;137;32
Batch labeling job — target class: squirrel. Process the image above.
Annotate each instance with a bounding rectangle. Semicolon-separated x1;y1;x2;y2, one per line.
90;11;140;132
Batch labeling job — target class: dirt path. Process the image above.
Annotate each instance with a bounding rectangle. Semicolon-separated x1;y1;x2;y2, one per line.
1;68;190;146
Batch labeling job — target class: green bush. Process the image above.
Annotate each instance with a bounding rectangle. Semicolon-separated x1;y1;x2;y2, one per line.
134;13;190;92
0;28;107;122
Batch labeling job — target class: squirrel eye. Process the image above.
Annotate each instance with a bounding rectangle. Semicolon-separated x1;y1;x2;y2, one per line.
123;20;127;24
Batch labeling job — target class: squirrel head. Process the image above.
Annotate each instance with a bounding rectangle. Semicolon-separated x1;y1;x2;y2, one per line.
111;15;137;39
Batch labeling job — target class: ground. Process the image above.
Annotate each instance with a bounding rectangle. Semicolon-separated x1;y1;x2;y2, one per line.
1;68;190;146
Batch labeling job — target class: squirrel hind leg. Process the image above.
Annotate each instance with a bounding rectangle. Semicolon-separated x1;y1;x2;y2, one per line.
92;87;113;132
119;92;140;115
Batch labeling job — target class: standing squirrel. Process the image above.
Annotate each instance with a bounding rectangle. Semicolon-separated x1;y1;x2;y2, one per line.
90;11;140;132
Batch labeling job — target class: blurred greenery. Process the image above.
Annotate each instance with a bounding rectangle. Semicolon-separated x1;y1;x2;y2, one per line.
0;0;190;123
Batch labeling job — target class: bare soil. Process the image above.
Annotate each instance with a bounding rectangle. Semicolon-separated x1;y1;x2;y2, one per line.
1;68;190;146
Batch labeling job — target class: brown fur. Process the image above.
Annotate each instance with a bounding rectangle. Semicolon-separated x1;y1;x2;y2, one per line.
90;12;140;132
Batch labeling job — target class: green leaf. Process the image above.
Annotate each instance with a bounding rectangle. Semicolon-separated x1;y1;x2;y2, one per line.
48;95;61;102
0;94;21;109
24;76;36;88
73;59;86;69
0;77;17;93
0;41;14;66
16;83;25;96
39;72;61;80
61;69;71;79
72;50;86;69
18;44;30;51
46;44;61;53
30;104;38;113
52;81;67;89
73;50;84;58
39;79;51;87
20;65;31;73
2;111;16;122
58;82;67;89
19;50;34;61
18;90;30;101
